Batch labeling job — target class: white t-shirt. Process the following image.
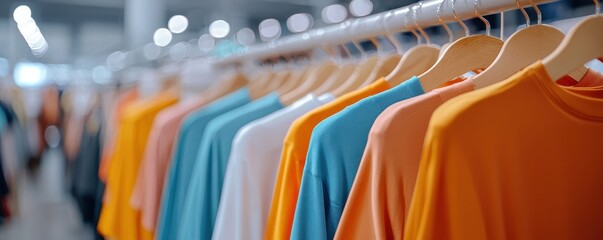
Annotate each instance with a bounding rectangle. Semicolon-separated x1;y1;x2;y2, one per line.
212;94;334;240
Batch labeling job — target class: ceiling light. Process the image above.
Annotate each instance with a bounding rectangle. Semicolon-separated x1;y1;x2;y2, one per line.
153;28;172;47
168;15;189;34
322;4;348;24
13;5;32;24
259;18;281;42
350;0;373;17
287;13;313;33
236;28;256;46
106;51;128;71
209;20;230;38
198;34;215;52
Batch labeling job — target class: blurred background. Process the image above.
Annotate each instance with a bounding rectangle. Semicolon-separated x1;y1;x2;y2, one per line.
0;0;600;239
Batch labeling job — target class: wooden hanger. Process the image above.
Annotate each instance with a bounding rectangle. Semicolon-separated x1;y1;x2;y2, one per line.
248;61;277;99
277;64;309;95
385;4;440;86
418;0;503;92
280;48;338;105
543;0;603;81
264;70;291;93
313;61;358;95
201;69;249;100
473;0;589;89
330;53;380;97
278;52;317;95
361;52;401;87
437;0;456;57
264;56;293;93
355;36;402;88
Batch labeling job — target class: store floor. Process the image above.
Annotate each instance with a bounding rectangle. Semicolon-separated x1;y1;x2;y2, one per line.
0;148;94;240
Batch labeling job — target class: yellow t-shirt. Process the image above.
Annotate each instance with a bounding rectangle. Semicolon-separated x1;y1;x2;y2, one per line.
265;78;391;240
98;92;178;240
405;62;603;239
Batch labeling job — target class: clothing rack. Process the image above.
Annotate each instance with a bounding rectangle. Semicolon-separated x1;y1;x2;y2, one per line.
215;0;557;66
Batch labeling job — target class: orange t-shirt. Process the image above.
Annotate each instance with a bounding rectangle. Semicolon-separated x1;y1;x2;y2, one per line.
337;69;603;240
405;62;603;240
265;78;391;240
98;92;178;240
556;68;603;87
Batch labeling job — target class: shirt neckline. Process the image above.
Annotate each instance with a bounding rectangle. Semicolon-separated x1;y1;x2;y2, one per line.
532;61;603;121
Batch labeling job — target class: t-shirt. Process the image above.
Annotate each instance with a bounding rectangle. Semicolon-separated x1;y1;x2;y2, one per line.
156;88;251;240
99;89;138;182
130;96;209;236
291;77;425;240
97;92;178;240
405;62;603;240
335;79;474;240
213;94;334;240
178;93;284;240
555;68;603;87
265;79;391;240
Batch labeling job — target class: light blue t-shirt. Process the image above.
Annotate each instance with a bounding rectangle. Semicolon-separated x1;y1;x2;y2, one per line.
156;88;251;240
177;92;284;240
291;77;424;240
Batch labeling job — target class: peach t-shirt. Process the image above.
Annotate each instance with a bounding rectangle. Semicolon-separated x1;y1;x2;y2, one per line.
265;78;391;240
405;62;603;239
130;96;209;236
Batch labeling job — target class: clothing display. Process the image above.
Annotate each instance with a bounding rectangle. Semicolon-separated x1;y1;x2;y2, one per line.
178;92;284;240
98;92;178;240
335;79;476;239
99;89;139;182
131;96;209;235
266;78;391;239
404;62;603;240
213;94;334;240
291;77;424;239
156;88;251;240
2;0;602;239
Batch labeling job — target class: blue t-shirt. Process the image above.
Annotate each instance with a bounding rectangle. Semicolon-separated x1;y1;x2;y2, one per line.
156;88;251;240
177;93;284;240
291;77;424;240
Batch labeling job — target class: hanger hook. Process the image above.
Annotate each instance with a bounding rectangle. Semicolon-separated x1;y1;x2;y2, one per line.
474;0;491;36
383;11;403;52
438;0;454;43
404;8;422;44
516;0;531;27
595;0;600;14
527;0;542;24
413;2;431;44
451;0;470;37
369;37;382;54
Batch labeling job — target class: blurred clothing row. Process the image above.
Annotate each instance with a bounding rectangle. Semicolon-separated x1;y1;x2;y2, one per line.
96;11;603;240
94;60;603;240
